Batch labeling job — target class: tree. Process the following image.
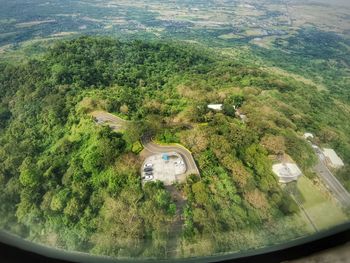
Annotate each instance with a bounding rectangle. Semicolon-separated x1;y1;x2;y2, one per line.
92;195;145;257
50;188;70;212
0;106;11;128
283;130;317;170
260;135;286;155
120;104;129;115
81;128;125;173
278;192;299;215
180;127;208;154
19;158;41;188
124;121;144;144
64;197;82;219
192;181;210;206
226;94;244;108
222;102;235;117
244;144;270;177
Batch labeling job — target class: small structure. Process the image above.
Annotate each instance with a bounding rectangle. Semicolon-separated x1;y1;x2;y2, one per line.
162;153;170;161
272;163;303;183
303;132;314;140
207;104;223;111
322;148;344;169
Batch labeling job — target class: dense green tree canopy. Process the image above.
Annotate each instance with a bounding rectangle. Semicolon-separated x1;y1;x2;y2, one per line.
0;37;349;259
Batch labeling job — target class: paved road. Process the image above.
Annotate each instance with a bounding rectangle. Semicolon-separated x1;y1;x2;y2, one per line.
312;146;350;209
141;135;200;176
91;110;200;176
90;111;128;132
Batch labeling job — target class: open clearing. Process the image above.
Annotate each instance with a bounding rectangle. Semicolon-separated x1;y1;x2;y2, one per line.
141;152;187;185
297;177;348;230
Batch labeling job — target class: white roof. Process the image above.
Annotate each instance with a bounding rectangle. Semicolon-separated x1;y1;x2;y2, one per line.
323;148;344;167
303;132;314;139
207;104;223;111
272;163;302;178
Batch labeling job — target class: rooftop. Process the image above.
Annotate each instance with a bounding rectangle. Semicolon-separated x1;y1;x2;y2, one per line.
303;132;314;139
272;163;302;183
323;148;344;167
207;104;223;111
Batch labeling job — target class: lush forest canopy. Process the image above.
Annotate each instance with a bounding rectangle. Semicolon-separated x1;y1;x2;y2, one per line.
0;37;349;258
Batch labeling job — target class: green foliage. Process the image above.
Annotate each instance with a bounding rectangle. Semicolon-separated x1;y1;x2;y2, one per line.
19;158;41;188
155;129;179;144
131;141;143;154
0;36;348;259
222;103;235;117
81;128;125;173
0;105;11;128
50;188;70;212
336;165;350;192
278;192;299;215
283;131;317;170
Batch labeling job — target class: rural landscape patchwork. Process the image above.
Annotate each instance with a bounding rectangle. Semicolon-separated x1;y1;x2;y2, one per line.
0;0;350;260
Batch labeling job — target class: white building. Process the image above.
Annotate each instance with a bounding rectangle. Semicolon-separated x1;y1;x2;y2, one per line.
239;114;247;123
322;148;344;169
207;104;223;111
303;132;314;140
272;163;303;183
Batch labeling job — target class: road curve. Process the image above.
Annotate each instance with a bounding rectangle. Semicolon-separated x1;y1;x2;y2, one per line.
141;135;200;176
91;110;200;176
90;111;128;132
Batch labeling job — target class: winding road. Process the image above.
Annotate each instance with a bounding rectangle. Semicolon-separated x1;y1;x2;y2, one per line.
91;111;198;257
91;111;128;132
91;111;200;177
141;134;200;176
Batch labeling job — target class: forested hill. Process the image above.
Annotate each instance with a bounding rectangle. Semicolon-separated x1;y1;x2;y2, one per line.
0;37;349;259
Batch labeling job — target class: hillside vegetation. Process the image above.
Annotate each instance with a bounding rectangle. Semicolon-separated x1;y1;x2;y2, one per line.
0;37;349;258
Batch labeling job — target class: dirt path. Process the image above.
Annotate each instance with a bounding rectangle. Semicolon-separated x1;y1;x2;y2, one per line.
165;185;186;258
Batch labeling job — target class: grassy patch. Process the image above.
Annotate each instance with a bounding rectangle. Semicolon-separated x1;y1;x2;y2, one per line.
297;176;348;230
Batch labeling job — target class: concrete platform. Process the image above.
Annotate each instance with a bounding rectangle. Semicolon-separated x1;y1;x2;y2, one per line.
141;152;187;185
